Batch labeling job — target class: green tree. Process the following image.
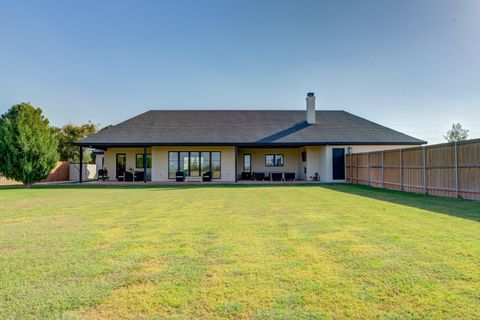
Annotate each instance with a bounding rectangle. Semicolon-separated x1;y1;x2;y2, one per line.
444;123;469;142
55;122;98;163
0;103;59;187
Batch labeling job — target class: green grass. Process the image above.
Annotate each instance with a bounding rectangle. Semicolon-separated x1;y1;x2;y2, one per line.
0;184;479;319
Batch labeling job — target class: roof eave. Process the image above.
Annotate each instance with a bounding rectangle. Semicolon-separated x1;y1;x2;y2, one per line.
73;140;426;148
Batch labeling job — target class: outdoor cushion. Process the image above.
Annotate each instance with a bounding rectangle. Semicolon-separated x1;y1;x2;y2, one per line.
202;171;212;182
124;171;134;182
271;173;283;181
176;171;185;182
135;171;144;181
284;172;295;181
254;172;265;181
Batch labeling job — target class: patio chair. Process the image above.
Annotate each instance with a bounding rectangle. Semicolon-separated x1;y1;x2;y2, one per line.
241;172;252;180
176;171;185;182
284;172;295;181
97;169;109;181
202;171;212;182
253;172;265;181
124;171;134;182
117;171;125;181
135;171;144;181
271;172;283;181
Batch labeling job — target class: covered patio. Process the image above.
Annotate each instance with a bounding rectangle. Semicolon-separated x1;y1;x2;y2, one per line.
75;142;356;184
235;146;333;182
237;147;309;182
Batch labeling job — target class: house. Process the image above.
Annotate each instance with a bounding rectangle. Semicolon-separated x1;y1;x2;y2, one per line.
75;93;426;183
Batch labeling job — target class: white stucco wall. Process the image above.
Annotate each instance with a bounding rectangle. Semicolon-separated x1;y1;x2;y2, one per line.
298;147;307;180
237;148;301;179
103;148;152;180
69;164;97;181
305;146;323;180
95;154;104;171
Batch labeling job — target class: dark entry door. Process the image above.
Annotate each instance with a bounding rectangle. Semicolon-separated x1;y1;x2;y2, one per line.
116;153;126;179
332;148;345;180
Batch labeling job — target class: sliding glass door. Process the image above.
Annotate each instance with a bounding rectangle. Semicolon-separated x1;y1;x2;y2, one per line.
116;153;126;179
189;152;200;177
168;151;221;179
200;152;211;176
243;154;251;173
169;152;179;178
211;152;221;179
180;152;189;176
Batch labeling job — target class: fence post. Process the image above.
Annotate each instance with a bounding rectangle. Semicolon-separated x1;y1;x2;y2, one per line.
423;146;427;194
367;152;370;186
454;142;459;198
355;153;358;183
381;151;385;188
400;149;403;191
350;154;353;183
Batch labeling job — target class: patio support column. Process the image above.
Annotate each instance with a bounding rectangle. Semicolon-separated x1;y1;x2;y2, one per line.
143;147;147;183
79;146;83;183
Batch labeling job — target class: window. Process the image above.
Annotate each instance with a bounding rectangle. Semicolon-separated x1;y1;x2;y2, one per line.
189;152;200;177
211;152;221;179
243;154;251;172
179;152;189;176
200;152;210;176
168;151;221;179
301;151;306;162
168;152;178;178
265;154;284;167
135;154;151;169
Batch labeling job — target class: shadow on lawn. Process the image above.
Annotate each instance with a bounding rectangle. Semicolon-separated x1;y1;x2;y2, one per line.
4;182;478;222
318;184;480;223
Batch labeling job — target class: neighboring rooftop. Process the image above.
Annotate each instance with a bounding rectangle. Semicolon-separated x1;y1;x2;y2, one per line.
76;110;426;147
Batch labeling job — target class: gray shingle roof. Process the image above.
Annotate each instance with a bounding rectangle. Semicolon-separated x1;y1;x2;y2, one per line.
76;110;426;147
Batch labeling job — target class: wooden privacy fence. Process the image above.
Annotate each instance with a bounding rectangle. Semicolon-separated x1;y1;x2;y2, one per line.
346;139;480;200
40;161;70;183
0;175;21;186
0;161;70;186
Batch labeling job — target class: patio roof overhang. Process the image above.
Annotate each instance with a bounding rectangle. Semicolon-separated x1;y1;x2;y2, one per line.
73;140;424;150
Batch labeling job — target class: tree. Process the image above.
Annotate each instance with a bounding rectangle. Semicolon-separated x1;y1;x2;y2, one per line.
0;103;59;186
444;123;469;142
55;122;98;163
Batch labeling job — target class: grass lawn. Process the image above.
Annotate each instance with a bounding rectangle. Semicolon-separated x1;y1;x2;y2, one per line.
0;184;479;319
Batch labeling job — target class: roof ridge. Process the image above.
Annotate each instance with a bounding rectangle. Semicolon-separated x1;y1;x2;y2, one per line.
146;109;347;112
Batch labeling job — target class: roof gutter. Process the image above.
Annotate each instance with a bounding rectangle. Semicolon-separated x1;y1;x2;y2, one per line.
73;141;427;148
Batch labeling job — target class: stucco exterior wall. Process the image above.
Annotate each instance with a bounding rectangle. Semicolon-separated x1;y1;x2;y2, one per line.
95;154;104;171
69;163;97;181
151;146;236;182
305;146;323;180
237;148;301;179
103;147;152;180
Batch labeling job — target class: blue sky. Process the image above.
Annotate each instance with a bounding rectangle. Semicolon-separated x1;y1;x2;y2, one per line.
1;0;479;144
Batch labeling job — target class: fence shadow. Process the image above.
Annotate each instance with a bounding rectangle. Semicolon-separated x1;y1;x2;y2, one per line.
318;184;480;223
10;183;321;191
3;183;478;223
